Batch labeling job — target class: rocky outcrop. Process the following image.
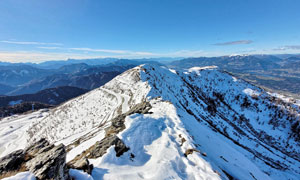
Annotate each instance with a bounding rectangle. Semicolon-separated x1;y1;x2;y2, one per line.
67;157;93;174
88;135;129;158
0;138;69;180
67;101;152;168
26;144;69;180
0;150;25;175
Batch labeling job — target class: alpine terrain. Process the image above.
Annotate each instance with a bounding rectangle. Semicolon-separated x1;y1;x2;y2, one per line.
0;64;299;180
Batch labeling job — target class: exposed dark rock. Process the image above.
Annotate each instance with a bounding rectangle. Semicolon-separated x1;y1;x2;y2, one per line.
67;158;93;175
87;135;129;159
184;148;200;157
25;138;52;157
0;149;25;174
68;101;152;164
105;101;152;137
0;138;69;180
25;144;69;180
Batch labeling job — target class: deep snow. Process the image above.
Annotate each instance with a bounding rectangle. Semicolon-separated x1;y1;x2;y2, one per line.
0;64;299;180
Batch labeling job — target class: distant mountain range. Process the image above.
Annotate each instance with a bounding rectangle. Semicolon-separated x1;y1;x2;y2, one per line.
0;86;88;107
1;64;299;179
0;59;164;96
0;55;299;118
169;55;300;95
0;59;164;116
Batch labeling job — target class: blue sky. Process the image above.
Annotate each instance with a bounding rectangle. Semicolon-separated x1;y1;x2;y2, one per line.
0;0;300;62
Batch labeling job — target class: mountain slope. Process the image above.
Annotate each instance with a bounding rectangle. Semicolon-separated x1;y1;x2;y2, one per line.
0;83;14;95
0;64;299;180
7;64;136;95
0;86;89;107
169;55;300;95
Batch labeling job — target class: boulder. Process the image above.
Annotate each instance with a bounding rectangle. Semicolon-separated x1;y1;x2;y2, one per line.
25;143;69;180
0;149;25;174
67;157;93;174
87;135;129;158
0;139;69;180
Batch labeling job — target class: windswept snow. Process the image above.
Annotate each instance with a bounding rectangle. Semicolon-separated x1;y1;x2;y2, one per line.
2;172;36;180
188;66;218;75
69;169;94;180
243;88;260;96
1;64;299;180
0;109;49;157
89;100;220;180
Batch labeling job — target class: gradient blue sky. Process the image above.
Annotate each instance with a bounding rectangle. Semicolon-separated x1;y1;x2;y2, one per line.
0;0;300;62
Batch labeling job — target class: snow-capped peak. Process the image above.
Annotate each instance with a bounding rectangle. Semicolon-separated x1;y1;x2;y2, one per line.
1;64;299;180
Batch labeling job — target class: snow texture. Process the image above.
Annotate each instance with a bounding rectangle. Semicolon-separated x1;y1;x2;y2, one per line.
2;172;36;180
1;64;299;180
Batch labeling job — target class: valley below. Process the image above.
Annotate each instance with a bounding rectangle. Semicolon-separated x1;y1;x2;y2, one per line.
0;64;299;180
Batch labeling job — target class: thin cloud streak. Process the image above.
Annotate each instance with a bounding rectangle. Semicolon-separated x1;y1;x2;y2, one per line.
0;51;105;63
0;40;63;46
213;40;253;46
273;45;300;51
0;49;219;63
69;47;155;56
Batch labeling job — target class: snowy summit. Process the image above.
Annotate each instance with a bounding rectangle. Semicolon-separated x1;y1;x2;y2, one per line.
0;64;299;180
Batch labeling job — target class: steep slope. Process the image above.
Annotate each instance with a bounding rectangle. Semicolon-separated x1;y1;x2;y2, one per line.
0;64;299;180
7;65;135;95
0;86;88;107
0;65;53;86
0;83;14;95
169;55;300;95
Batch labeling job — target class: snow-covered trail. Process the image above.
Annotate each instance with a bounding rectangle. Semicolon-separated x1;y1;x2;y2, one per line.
1;64;300;180
89;100;221;180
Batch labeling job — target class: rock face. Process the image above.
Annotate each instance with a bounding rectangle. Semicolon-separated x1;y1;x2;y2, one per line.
0;138;69;180
88;135;129;158
0;149;25;174
67;101;152;168
26;144;69;180
67;158;93;175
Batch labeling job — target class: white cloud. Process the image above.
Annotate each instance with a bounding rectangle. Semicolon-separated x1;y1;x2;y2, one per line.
0;40;63;46
213;40;253;46
273;45;300;51
0;51;104;63
0;49;224;63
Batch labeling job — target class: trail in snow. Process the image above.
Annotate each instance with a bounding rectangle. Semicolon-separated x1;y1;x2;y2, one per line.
0;64;299;180
0;110;49;157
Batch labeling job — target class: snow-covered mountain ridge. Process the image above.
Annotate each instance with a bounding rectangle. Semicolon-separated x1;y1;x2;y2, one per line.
0;64;299;180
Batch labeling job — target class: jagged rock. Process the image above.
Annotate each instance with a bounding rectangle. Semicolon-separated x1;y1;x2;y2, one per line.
25;143;69;180
0;139;69;180
127;101;152;115
87;135;129;158
25;138;53;157
67;101;151;167
67;157;93;174
0;149;25;174
184;148;200;157
114;136;130;157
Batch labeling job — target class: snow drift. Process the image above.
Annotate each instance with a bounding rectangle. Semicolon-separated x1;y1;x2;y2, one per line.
0;64;299;180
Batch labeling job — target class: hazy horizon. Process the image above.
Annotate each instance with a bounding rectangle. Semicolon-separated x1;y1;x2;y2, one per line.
1;0;300;62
